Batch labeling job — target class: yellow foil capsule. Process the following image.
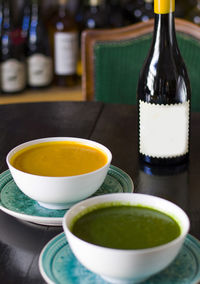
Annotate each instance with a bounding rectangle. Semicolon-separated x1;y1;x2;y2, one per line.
154;0;175;14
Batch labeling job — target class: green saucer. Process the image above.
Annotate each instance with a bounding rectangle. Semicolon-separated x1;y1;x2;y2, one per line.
39;233;200;284
0;166;133;226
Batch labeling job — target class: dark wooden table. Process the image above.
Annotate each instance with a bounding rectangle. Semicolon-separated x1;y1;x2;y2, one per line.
0;101;199;284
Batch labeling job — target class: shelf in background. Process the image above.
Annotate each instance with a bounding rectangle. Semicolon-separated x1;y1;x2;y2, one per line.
0;85;84;105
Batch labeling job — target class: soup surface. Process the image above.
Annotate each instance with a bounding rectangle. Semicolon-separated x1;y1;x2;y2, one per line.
71;205;181;249
10;141;108;177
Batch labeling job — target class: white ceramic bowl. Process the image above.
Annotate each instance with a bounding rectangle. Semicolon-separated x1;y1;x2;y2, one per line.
63;193;190;284
6;137;112;210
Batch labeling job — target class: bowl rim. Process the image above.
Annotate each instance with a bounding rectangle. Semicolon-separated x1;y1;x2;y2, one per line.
63;193;190;254
6;137;112;180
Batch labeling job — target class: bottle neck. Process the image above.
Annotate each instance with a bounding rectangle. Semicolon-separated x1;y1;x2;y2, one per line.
58;0;68;17
31;1;40;20
153;12;177;49
153;0;176;49
3;1;12;26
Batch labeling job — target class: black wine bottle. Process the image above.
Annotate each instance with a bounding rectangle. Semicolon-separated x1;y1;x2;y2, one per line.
1;0;26;94
26;0;53;88
137;0;191;167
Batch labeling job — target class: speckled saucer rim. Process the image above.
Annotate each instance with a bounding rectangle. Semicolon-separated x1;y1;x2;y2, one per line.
0;166;134;226
39;233;200;284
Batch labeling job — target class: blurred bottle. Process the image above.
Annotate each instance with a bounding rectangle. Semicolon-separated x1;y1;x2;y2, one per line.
74;0;85;77
1;0;26;94
21;0;31;40
75;0;107;78
139;0;154;22
82;0;108;29
122;0;153;24
0;0;3;92
41;0;57;21
122;0;140;25
67;0;81;15
0;0;3;37
186;0;200;25
26;0;53;89
106;0;125;28
75;0;84;30
48;0;79;87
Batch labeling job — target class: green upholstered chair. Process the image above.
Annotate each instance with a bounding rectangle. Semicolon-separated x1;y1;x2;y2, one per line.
82;18;200;112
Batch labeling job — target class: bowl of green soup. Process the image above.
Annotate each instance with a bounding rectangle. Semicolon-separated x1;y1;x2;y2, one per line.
6;137;112;209
63;193;190;283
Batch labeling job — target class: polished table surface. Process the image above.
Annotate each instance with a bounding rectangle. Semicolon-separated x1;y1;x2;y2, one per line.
0;101;199;284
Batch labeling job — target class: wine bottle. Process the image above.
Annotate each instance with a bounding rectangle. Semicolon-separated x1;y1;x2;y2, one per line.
21;0;31;40
26;0;53;88
137;0;191;167
75;0;84;30
0;0;3;38
82;0;108;29
77;0;107;77
48;0;79;87
1;0;26;94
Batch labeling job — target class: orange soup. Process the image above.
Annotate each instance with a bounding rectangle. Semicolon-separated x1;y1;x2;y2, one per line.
10;141;108;177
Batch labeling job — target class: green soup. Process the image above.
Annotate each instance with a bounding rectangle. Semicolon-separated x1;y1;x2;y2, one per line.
71;205;181;250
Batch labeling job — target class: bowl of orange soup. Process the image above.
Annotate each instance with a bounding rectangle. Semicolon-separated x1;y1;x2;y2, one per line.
6;137;112;209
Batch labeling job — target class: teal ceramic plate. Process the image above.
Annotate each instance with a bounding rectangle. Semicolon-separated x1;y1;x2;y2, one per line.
39;233;200;284
0;166;133;226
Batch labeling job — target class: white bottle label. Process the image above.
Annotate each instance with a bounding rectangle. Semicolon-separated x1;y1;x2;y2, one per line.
54;32;78;75
27;54;53;87
139;100;190;158
1;59;26;92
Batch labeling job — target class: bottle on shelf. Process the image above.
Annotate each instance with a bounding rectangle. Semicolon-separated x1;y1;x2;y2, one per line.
186;0;200;26
139;0;154;22
76;0;107;77
82;0;108;29
74;0;85;77
0;0;3;38
122;0;154;24
26;0;53;89
106;0;125;28
137;0;191;167
1;0;26;94
75;0;85;30
48;0;79;87
67;0;81;16
21;0;31;40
